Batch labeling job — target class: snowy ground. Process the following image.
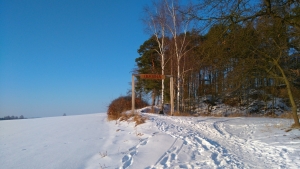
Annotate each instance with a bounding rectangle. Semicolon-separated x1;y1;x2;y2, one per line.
1;113;300;169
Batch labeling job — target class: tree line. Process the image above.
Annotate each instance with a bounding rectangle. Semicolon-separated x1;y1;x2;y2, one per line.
133;0;300;127
0;115;25;120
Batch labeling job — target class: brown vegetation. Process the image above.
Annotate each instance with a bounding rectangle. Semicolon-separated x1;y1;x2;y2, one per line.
223;97;240;107
172;111;193;116
133;113;148;126
280;112;300;119
107;96;148;126
226;113;244;117
118;111;148;126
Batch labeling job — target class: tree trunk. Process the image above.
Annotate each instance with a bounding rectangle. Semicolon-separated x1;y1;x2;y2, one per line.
151;90;157;113
276;60;300;128
161;54;165;111
177;64;180;113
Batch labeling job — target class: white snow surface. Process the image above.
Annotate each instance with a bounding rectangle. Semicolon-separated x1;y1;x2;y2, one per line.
1;112;300;169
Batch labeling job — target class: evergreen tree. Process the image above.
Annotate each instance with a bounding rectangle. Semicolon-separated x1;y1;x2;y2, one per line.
135;36;162;107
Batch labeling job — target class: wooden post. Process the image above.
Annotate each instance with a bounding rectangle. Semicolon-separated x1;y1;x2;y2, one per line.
170;76;174;116
132;74;173;115
132;75;135;113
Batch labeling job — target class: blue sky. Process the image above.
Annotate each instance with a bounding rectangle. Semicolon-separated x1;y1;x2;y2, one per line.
0;0;150;117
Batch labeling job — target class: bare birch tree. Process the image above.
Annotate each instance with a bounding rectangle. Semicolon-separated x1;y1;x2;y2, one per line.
163;0;192;112
144;0;192;113
143;1;169;111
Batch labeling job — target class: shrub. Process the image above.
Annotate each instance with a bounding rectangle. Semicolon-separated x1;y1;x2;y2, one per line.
223;97;240;107
107;96;148;121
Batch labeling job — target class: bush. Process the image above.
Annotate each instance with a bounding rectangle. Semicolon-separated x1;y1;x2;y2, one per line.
223;97;240;107
107;96;148;121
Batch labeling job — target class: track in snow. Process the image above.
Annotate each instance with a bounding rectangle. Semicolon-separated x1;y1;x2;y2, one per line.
119;114;299;169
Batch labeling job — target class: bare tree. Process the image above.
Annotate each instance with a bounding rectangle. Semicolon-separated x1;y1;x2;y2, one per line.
143;0;193;113
143;0;170;111
164;0;192;112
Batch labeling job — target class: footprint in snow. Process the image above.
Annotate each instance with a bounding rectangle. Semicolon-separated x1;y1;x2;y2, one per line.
120;137;150;169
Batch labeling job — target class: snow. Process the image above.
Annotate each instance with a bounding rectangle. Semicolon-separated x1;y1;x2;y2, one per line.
1;112;300;169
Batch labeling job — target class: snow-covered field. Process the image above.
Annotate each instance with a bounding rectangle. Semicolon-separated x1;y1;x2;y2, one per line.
1;113;300;169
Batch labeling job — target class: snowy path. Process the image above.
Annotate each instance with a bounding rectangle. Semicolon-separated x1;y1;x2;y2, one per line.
151;116;247;168
118;114;300;169
151;115;300;168
1;113;299;169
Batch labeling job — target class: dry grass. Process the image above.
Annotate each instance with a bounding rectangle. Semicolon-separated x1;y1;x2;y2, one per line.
226;112;245;117
223;97;240;107
99;151;107;158
172;111;193;116
197;112;244;117
279;112;300;119
133;113;148;126
135;128;144;136
263;111;278;118
198;112;212;117
119;112;135;122
116;111;148;126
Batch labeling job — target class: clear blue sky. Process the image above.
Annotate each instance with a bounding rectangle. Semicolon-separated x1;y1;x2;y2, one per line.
0;0;150;118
